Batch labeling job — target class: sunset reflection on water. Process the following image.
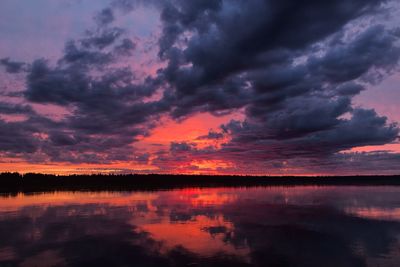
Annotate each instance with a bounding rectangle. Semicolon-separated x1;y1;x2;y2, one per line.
1;186;400;267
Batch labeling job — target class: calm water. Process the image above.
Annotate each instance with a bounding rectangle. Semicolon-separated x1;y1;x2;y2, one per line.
1;186;400;267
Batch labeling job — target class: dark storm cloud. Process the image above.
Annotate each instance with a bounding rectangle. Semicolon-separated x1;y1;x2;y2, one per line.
217;107;398;158
147;0;400;170
170;142;196;152
230;24;400;153
303;108;398;153
0;102;33;115
151;1;400;173
308;25;400;83
26;59;90;105
335;83;365;96
0;120;39;153
22;54;166;162
0;58;26;73
157;0;389;110
61;40;113;66
111;0;162;13
81;27;125;49
1;0;400;171
114;38;136;56
0;102;43;154
94;8;115;26
196;131;224;140
3;12;168;163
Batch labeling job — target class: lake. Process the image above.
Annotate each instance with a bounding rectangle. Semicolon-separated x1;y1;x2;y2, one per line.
1;186;400;267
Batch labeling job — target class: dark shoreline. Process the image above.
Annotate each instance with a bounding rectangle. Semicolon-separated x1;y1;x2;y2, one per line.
1;172;400;194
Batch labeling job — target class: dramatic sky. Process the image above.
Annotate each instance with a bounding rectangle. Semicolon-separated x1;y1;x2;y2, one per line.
1;0;400;175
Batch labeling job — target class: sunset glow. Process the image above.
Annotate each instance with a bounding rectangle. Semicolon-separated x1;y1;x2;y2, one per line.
0;0;399;175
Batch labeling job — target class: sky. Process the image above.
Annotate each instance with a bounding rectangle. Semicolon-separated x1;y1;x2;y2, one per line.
0;0;400;175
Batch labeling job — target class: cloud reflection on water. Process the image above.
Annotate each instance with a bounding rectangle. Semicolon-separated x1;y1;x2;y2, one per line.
1;186;400;266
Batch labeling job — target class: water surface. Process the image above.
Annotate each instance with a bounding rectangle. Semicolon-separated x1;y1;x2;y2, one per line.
1;186;400;267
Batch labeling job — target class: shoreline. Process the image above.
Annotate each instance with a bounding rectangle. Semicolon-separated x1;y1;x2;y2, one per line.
1;173;400;193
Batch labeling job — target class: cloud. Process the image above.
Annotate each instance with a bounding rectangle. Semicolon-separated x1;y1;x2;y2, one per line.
114;38;136;56
1;12;167;164
1;0;400;173
0;102;43;154
170;142;196;152
157;0;390;113
81;27;125;50
196;131;224;140
0;58;26;73
94;8;115;26
142;0;400;173
308;25;400;83
0;120;39;154
0;102;33;115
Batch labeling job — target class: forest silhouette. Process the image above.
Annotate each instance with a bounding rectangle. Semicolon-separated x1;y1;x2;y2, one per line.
0;172;400;193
